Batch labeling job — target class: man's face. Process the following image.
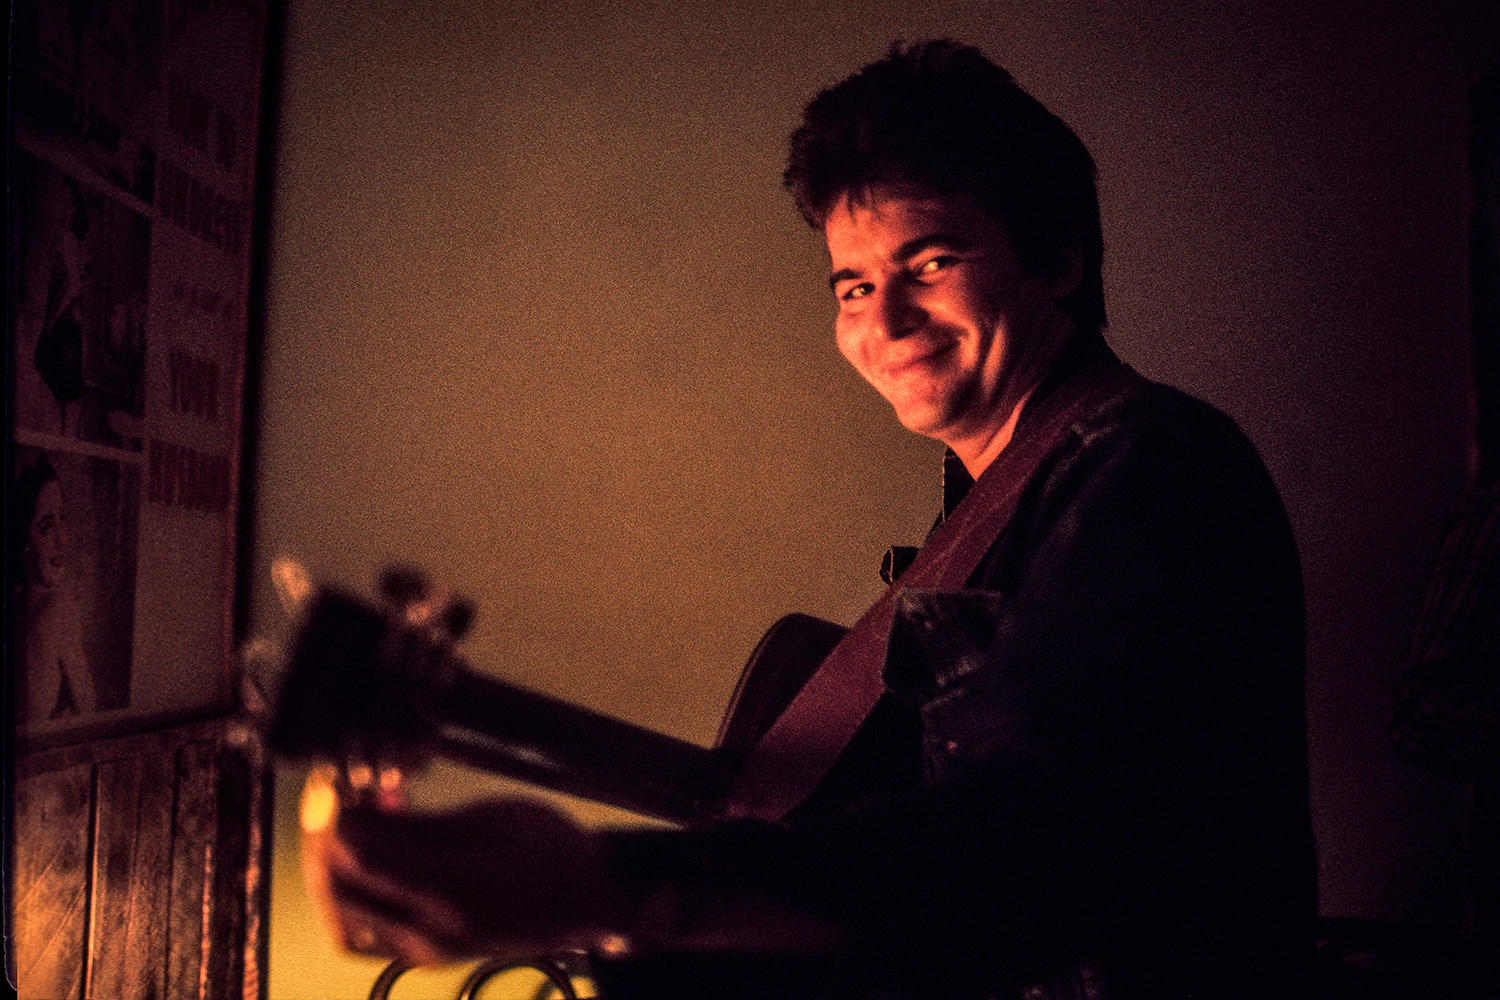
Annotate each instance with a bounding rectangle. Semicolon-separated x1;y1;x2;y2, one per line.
825;190;1073;467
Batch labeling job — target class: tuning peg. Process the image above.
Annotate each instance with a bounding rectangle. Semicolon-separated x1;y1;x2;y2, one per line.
441;596;476;640
271;557;314;614
378;566;430;609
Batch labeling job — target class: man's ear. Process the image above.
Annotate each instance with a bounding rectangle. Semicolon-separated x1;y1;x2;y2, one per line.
1047;241;1085;301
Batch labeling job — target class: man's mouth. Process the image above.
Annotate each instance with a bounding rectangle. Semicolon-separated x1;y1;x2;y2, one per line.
881;340;956;379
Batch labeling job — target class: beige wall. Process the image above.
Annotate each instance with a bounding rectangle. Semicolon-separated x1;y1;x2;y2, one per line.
253;1;1498;995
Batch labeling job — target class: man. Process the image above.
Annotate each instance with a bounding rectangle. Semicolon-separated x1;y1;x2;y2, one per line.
304;40;1316;999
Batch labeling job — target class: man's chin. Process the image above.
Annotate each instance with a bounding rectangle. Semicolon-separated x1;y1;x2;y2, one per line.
891;405;952;442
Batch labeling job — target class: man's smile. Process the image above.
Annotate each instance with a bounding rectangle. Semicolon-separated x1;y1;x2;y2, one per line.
878;339;958;380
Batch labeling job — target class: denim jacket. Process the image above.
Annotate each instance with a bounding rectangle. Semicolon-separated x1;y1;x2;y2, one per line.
598;347;1316;999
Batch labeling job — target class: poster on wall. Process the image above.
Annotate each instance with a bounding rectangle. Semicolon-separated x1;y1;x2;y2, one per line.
9;0;270;744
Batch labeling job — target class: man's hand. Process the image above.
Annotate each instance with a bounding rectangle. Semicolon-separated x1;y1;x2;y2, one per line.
299;767;622;967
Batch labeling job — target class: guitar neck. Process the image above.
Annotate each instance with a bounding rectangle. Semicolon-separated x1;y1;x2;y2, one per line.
267;588;735;827
428;669;735;826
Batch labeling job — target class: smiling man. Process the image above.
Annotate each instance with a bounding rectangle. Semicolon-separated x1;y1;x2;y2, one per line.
826;192;1077;474
304;41;1316;1000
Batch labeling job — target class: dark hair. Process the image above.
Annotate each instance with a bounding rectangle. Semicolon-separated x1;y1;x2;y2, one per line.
784;40;1107;334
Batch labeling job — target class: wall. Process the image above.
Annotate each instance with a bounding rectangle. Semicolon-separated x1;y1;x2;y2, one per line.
252;1;1499;995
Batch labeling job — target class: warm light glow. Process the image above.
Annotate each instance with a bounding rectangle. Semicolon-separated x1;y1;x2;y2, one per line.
595;932;632;958
347;763;374;790
300;767;339;833
272;556;314;613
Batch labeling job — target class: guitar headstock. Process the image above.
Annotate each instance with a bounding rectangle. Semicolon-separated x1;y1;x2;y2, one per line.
252;560;745;824
263;565;477;774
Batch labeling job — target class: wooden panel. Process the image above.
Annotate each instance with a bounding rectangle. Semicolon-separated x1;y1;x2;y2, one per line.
12;764;93;1000
241;740;271;1000
204;745;254;998
166;741;220;1000
11;718;267;1000
87;751;176;999
159;735;267;1000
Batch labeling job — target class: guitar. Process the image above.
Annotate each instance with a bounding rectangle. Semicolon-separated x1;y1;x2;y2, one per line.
263;365;1135;829
263;567;848;826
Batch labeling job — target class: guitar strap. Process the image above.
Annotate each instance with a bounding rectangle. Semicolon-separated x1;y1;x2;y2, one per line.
723;360;1143;823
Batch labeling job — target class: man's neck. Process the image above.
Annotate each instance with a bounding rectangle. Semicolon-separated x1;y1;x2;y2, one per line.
949;392;1033;479
947;328;1115;479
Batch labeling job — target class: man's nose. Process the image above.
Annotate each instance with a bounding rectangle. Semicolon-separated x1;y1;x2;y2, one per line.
874;283;924;340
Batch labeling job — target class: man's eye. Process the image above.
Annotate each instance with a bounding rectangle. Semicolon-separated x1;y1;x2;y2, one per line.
915;255;956;277
839;283;873;301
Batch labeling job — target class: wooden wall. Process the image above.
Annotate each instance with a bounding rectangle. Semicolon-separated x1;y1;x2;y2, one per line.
10;718;269;1000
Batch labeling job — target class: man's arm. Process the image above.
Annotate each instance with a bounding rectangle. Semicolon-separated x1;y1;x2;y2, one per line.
301;782;844;965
